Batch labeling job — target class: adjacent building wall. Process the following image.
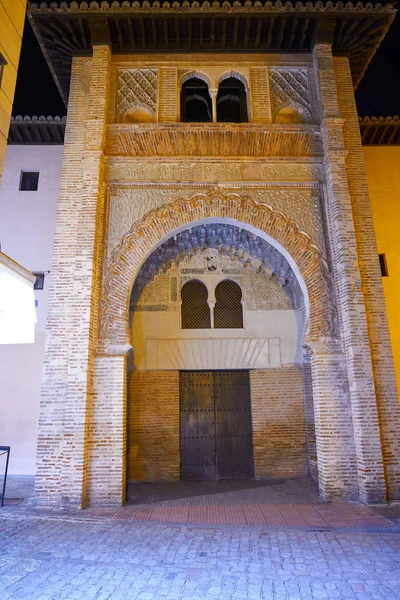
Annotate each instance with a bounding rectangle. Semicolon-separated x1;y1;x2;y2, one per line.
0;0;26;186
0;144;63;474
364;146;400;396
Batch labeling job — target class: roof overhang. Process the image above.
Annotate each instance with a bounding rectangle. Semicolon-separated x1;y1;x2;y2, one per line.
359;115;400;145
8;116;66;145
28;1;396;107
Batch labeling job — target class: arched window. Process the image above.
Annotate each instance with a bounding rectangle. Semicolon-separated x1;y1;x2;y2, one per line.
214;280;243;329
181;280;211;329
180;77;212;123
217;77;248;123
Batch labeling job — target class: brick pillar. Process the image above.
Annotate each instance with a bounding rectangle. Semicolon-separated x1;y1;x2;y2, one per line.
34;47;111;508
159;67;178;122
308;339;359;500
87;353;127;505
302;350;317;483
249;68;271;123
313;44;386;503
333;56;400;501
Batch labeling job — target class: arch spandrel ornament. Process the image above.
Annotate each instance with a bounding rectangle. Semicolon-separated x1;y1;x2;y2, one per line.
99;189;335;351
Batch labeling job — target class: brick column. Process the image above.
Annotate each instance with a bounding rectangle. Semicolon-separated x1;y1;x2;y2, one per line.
313;44;386;503
308;339;359;500
87;353;127;505
159;67;178;122
34;47;111;508
302;350;317;483
249;68;271;123
333;56;400;501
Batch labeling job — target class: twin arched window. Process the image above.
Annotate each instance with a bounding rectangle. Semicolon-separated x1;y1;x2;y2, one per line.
180;75;248;123
181;279;243;329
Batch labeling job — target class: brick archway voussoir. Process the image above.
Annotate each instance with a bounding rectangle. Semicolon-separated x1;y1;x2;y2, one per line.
100;190;331;351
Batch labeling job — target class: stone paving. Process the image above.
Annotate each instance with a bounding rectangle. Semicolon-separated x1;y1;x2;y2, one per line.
1;515;400;600
1;477;400;599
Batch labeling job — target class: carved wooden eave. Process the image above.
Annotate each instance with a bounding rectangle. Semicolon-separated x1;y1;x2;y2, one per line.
105;122;322;157
8;116;66;145
28;1;396;106
359;115;400;145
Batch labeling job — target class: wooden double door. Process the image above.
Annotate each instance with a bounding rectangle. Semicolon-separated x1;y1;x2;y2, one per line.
180;371;254;481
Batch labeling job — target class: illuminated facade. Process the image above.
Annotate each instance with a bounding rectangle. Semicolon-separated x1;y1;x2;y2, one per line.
11;1;399;508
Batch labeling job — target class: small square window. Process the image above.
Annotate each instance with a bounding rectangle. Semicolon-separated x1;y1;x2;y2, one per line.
379;253;389;277
20;171;39;191
33;273;45;290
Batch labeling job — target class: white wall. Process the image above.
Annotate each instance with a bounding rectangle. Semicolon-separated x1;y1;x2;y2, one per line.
0;145;63;474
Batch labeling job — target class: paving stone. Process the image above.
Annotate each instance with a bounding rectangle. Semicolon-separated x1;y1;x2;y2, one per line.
0;515;400;600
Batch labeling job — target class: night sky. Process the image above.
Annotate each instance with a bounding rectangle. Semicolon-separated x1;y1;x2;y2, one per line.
12;12;400;118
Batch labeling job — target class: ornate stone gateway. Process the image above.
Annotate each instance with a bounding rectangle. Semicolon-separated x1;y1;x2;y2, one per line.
180;371;254;481
28;1;400;509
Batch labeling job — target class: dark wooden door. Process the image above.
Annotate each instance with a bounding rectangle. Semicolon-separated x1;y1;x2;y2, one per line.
180;371;254;481
180;371;217;481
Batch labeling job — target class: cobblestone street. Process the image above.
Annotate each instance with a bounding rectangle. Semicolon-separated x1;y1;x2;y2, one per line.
1;478;400;599
1;513;400;600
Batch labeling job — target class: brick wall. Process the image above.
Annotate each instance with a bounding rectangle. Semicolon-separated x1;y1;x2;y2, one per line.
250;367;307;479
128;370;180;482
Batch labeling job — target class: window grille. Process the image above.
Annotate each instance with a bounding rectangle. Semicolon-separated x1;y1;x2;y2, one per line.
214;280;243;329
181;280;211;329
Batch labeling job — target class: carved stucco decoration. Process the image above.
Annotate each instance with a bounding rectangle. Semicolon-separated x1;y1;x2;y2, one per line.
130;253;293;313
107;185;323;259
129;223;304;310
106;160;323;184
107;187;199;259
269;68;312;123
99;188;338;349
117;69;158;121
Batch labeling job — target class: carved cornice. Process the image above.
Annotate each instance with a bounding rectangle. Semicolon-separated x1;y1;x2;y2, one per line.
28;2;396;15
106;123;323;157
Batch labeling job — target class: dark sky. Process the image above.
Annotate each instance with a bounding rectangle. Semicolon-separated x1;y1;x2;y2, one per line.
12;12;400;118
